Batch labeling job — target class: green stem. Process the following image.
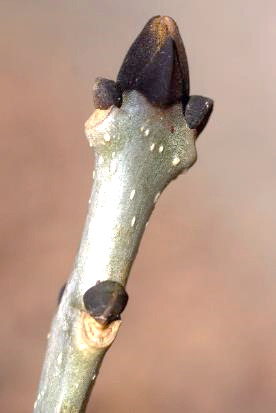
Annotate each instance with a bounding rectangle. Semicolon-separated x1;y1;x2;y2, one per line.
34;91;198;412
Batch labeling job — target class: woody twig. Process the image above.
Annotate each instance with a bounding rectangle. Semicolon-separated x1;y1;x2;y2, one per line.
34;16;213;412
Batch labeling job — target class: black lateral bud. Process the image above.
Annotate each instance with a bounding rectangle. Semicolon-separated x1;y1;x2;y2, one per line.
83;280;128;326
92;77;122;110
185;95;214;135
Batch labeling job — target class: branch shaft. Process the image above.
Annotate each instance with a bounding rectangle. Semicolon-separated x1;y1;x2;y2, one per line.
34;91;197;412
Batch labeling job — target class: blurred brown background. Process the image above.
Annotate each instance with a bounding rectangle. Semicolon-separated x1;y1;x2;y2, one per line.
1;1;276;412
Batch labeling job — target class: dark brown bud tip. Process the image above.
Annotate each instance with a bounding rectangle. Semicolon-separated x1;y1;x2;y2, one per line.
185;95;214;135
83;280;128;326
117;16;189;107
92;77;122;110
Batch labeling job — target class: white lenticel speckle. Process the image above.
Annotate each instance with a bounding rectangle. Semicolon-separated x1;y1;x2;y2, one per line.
154;192;160;203
104;132;111;142
131;216;136;227
144;129;150;136
159;145;164;153
150;143;155;151
130;189;136;200
57;353;62;365
172;157;180;166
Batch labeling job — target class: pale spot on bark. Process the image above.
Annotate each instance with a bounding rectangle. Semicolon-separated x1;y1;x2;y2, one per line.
172;156;180;166
130;189;136;200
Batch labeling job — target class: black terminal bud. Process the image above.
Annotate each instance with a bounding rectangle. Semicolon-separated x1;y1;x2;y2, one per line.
83;280;128;326
92;77;122;110
185;95;214;135
117;16;190;107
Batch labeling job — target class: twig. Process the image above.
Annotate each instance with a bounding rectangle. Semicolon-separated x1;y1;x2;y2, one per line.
34;16;213;412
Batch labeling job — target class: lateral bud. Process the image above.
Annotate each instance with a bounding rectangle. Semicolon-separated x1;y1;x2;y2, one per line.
92;77;122;110
185;95;214;135
83;280;128;326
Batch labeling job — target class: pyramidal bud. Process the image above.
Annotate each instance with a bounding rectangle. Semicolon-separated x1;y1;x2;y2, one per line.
117;15;190;107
